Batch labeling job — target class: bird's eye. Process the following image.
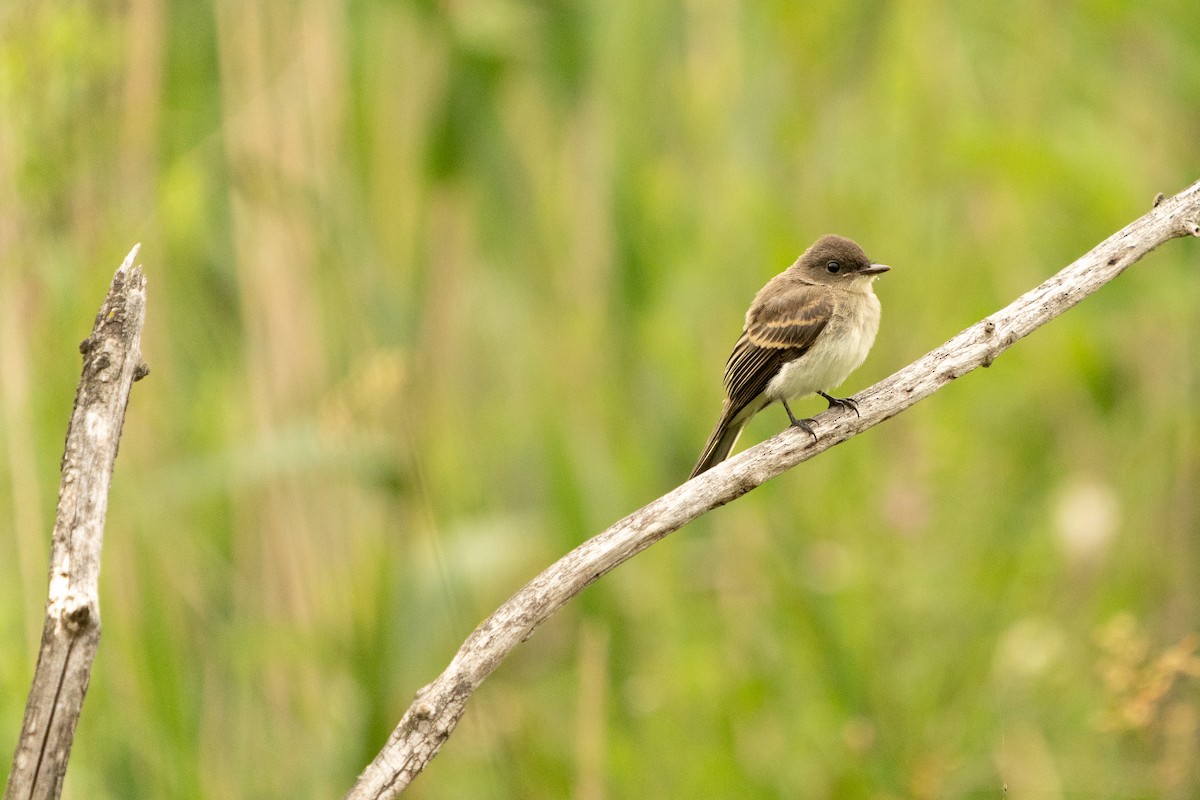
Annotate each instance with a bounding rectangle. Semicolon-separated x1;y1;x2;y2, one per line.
826;261;841;274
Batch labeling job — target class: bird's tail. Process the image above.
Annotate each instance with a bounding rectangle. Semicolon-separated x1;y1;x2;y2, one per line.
689;402;756;479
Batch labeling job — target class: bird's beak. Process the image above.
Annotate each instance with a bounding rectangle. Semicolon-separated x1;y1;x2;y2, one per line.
860;263;890;275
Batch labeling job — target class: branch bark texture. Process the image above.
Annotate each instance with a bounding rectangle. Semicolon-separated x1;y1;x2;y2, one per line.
346;182;1200;799
4;247;148;800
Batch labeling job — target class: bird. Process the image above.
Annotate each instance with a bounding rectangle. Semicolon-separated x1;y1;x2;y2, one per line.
689;234;889;479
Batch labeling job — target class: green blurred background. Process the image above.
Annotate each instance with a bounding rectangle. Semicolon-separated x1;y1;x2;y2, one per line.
2;1;1200;797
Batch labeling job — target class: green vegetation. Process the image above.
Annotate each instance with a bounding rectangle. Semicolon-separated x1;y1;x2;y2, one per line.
2;1;1199;797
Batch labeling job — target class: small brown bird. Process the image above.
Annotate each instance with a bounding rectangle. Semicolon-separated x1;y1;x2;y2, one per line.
690;235;889;478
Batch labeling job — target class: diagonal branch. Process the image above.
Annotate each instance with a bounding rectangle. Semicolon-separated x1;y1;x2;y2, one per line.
346;181;1200;799
4;246;148;800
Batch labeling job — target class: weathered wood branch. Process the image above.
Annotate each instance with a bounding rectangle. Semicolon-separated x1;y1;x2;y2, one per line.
4;247;148;800
346;181;1200;799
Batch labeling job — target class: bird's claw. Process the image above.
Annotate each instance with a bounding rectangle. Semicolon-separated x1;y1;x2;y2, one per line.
818;391;860;418
781;400;819;442
790;417;818;443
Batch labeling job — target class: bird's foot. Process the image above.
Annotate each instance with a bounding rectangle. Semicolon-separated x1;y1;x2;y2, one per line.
818;391;860;418
782;400;818;443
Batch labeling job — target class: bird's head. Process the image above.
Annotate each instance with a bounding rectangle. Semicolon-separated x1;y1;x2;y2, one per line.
795;234;890;286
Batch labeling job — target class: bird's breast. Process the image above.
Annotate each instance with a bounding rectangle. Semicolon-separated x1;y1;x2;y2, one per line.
764;289;881;401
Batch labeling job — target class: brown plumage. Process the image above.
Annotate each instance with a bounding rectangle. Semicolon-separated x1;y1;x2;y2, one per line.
690;235;889;478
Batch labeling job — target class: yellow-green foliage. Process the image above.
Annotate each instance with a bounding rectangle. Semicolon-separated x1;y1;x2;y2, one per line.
2;1;1199;797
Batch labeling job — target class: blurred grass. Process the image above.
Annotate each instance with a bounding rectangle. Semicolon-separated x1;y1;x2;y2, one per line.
2;1;1200;798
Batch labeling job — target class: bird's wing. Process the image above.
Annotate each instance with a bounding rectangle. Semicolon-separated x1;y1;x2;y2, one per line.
722;283;832;414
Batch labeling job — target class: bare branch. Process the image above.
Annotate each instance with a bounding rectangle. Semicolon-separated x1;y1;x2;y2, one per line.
346;182;1200;799
4;246;148;800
